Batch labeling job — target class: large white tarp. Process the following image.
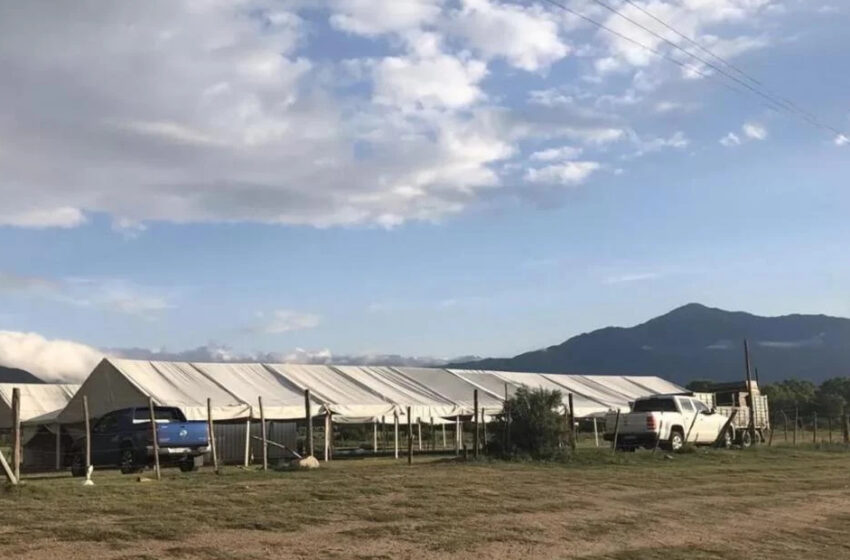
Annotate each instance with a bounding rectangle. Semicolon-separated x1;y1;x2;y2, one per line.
393;367;503;415
480;370;602;417
191;362;321;420
58;359;250;423
0;383;79;427
267;364;396;423
333;366;463;422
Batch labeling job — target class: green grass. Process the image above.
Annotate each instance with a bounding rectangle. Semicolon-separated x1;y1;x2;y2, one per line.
3;445;850;559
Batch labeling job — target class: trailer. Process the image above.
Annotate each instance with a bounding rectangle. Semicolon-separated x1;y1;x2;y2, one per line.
693;380;770;446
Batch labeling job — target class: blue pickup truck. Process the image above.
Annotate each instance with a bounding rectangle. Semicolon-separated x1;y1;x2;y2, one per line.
70;406;210;475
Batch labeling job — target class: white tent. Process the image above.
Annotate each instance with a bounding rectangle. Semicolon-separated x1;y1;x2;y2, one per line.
393;367;504;415
266;364;396;423
0;383;79;428
57;359;250;423
333;366;463;422
190;362;320;420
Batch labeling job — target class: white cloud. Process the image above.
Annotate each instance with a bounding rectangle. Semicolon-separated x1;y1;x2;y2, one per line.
448;0;570;71
720;132;742;147
256;309;321;334
372;52;487;109
0;207;87;229
604;272;662;285
530;145;583;161
743;122;768;140
0;331;103;382
329;0;442;36
525;161;601;186
835;134;849;146
628;131;689;157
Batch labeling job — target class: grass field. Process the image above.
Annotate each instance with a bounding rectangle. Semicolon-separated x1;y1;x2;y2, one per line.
3;444;850;559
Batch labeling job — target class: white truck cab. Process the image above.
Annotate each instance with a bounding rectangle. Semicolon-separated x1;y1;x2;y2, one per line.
603;394;731;451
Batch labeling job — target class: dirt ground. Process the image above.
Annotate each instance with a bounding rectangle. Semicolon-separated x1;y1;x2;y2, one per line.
3;446;850;559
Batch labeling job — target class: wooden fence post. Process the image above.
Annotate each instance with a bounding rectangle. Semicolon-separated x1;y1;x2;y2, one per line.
430;417;435;451
441;422;446;449
305;389;313;457
382;415;387;451
652;420;664;454
12;388;20;481
417;418;422;451
373;419;378;453
473;390;479;459
782;411;788;442
83;396;92;473
407;407;413;465
793;406;798;446
55;422;62;471
828;416;833;444
324;413;330;462
0;449;16;485
394;411;399;459
567;394;577;452
743;339;758;446
455;415;461;455
481;407;487;453
593;417;599;447
207;398;219;474
843;406;850;444
259;396;268;471
813;412;818;444
148;397;161;481
611;410;621;452
504;383;511;452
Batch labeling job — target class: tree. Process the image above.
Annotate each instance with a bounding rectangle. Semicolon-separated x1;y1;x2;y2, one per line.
490;387;566;460
762;379;817;415
685;379;716;392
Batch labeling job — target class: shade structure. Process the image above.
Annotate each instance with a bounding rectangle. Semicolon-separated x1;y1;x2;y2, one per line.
333;366;463;422
266;364;396;423
57;358;250;423
393;367;503;415
0;383;79;428
448;369;520;400
481;370;602;417
190;362;321;420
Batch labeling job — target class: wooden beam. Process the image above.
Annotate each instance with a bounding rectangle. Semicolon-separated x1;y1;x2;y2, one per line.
0;449;16;485
207;398;219;474
712;409;738;447
83;396;92;471
611;410;621;452
394;411;399;459
259;396;268;471
304;389;313;457
148;397;161;481
12;388;20;481
743;339;758;445
567;393;577;452
473;389;479;459
407;407;413;465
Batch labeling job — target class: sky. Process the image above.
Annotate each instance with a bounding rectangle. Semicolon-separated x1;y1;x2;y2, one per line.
0;0;848;381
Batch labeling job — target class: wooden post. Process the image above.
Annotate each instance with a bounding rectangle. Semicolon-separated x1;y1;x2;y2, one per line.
743;339;758;445
455;415;461;455
304;389;313;457
324;413;330;462
504;383;511;452
259;397;268;471
382;415;387;451
430;417;435;451
813;412;818;444
843;406;850;444
685;411;700;443
55;422;62;471
567;394;577;452
652;420;664;454
481;407;487;453
83;396;92;472
407;407;413;465
373;419;378;453
473;389;479;459
782;411;788;442
593;417;599;447
611;410;621;451
828;416;833;444
768;419;774;446
11;388;20;481
207;398;219;474
148;397;161;481
713;409;738;447
417;418;422;451
0;449;16;485
243;419;251;466
793;406;798;446
394;411;399;459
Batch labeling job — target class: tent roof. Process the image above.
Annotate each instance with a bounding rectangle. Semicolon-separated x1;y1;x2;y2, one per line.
0;383;79;427
189;362;321;420
333;366;463;420
393;367;503;414
266;364;396;422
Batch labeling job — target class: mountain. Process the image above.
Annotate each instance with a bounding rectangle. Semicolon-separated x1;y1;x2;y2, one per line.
0;365;43;384
449;303;850;385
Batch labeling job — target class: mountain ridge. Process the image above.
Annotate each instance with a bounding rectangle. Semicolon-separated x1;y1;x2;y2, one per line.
449;303;850;385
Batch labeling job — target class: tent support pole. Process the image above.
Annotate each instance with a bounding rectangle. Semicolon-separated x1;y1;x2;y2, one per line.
83;396;92;475
55;422;62;471
324;413;331;462
455;415;460;455
244;419;251;466
207;398;219;475
149;397;161;481
259;397;268;471
417;418;422;451
441;422;446;449
373;420;378;454
12;388;20;481
407;407;413;465
593;417;599;447
304;389;313;458
473;389;479;459
394;411;399;459
482;407;487;453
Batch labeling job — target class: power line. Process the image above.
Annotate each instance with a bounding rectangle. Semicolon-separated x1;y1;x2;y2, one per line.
536;0;786;114
538;0;845;138
614;0;832;133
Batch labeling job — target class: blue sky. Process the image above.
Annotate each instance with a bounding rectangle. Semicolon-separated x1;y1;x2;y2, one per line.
0;0;848;379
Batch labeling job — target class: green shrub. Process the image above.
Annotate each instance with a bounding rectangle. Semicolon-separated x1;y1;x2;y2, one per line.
488;387;567;460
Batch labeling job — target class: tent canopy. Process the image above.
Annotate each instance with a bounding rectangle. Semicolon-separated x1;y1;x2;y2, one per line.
0;383;79;428
393;367;504;415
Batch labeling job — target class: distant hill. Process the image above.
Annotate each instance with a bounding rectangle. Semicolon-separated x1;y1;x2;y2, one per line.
0;365;43;384
449;303;850;385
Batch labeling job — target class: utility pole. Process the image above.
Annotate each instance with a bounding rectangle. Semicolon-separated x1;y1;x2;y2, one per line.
744;339;758;445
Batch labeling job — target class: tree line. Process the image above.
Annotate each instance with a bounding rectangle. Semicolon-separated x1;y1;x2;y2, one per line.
687;378;850;418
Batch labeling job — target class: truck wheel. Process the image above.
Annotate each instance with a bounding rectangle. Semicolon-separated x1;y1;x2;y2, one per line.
668;429;684;452
120;446;142;474
738;430;753;448
179;458;198;473
70;453;86;477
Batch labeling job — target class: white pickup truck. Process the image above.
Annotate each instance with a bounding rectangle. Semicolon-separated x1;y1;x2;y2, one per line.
603;394;732;451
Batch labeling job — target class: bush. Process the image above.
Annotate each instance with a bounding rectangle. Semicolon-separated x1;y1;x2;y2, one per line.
488;386;567;460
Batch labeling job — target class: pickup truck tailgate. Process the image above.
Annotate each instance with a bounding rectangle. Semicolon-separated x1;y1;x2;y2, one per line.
155;422;209;448
618;413;651;433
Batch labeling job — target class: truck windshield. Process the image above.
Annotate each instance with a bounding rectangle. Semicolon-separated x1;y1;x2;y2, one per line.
632;398;678;412
133;408;182;423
